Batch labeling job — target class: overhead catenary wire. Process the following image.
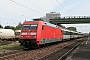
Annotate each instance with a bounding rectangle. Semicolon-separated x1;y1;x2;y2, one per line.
28;0;45;12
0;12;24;21
10;0;44;15
56;0;71;16
0;7;27;18
63;0;72;13
0;16;16;26
63;0;73;16
63;0;70;10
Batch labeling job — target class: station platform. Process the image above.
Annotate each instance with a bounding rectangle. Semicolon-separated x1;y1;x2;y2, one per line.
66;37;90;60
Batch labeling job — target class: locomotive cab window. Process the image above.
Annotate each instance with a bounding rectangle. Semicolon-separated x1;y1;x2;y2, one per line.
30;24;37;30
23;25;30;30
23;24;37;30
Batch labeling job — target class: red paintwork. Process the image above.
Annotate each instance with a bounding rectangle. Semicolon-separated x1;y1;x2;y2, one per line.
20;21;63;45
41;25;63;40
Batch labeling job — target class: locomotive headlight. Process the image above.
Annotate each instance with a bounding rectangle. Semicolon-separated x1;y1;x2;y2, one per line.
21;36;24;38
31;32;36;35
21;32;27;35
33;36;36;38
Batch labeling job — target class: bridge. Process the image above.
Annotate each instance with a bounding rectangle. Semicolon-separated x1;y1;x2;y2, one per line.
49;16;90;24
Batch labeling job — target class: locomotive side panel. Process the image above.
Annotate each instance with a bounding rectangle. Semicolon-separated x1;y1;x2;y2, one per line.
40;25;63;44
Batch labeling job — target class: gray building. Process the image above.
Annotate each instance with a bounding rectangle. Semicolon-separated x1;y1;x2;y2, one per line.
33;12;61;22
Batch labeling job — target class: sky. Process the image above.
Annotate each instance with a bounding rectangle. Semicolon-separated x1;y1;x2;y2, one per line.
0;0;90;33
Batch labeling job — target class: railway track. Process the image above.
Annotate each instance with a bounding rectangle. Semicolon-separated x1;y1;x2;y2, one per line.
0;41;15;46
0;50;21;59
38;38;85;60
0;38;84;60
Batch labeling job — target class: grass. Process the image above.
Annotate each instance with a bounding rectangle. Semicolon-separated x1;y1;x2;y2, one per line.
0;39;2;42
0;41;22;50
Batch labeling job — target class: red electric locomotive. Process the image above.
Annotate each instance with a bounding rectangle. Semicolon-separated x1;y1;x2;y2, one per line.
20;21;63;49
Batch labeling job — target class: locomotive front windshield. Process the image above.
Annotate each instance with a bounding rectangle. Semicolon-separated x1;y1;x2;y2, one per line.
23;24;37;30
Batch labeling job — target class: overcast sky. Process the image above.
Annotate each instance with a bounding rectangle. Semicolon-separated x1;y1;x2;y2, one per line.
0;0;90;33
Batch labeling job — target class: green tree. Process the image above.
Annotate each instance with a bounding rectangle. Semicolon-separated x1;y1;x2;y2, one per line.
66;27;77;31
15;22;22;30
4;26;15;30
4;26;10;29
0;25;3;28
